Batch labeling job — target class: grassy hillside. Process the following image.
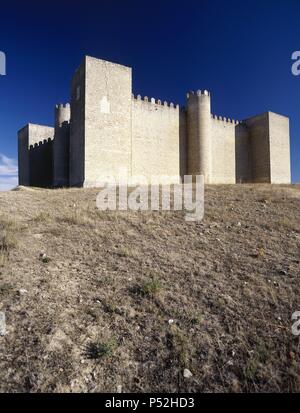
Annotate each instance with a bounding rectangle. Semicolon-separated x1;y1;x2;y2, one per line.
0;184;300;392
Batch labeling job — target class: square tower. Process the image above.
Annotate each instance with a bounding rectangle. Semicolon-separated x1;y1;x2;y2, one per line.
18;124;54;187
70;56;132;187
244;112;291;184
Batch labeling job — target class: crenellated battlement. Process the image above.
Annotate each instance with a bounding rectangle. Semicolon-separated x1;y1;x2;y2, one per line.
55;103;70;109
29;137;53;150
211;114;240;125
187;90;210;99
132;94;180;109
55;103;71;128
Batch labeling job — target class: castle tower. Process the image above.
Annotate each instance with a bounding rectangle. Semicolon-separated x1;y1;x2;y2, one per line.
69;56;132;187
186;90;211;183
18;124;54;187
53;103;71;187
55;103;71;129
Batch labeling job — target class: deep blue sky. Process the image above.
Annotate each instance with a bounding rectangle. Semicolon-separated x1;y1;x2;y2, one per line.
0;0;299;188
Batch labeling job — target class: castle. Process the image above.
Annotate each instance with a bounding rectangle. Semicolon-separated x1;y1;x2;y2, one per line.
18;56;291;187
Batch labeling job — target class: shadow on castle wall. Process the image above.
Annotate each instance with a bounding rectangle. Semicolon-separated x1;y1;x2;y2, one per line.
29;139;53;188
235;123;252;183
53;121;70;187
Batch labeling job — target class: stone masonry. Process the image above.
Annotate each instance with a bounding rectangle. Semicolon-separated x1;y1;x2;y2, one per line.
18;56;291;187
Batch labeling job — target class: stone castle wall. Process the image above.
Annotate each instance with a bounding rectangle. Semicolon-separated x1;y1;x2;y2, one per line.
210;116;236;184
244;113;271;183
18;124;54;187
268;112;291;184
29;138;53;187
131;96;180;182
235;123;252;183
69;59;86;187
53;104;70;187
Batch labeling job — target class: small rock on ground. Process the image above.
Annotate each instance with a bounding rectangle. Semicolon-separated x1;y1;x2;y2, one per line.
183;369;193;378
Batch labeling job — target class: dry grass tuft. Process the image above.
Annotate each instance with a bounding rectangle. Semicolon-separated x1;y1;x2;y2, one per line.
0;217;21;264
140;278;162;297
83;338;118;360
